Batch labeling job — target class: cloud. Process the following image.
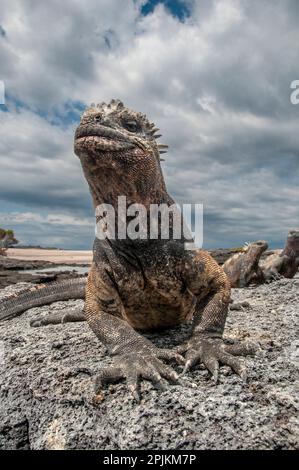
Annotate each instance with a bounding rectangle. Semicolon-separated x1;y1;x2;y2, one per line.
0;0;298;249
0;211;94;249
0;107;91;210
0;212;93;226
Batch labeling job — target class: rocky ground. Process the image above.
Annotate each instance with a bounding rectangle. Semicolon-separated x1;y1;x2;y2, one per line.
0;274;298;450
0;255;88;288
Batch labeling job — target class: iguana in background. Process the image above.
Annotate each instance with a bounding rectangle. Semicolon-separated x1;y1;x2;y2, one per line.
222;240;268;288
0;100;256;400
260;229;299;281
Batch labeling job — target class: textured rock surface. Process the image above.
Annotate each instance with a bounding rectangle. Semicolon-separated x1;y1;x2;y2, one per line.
0;255;55;270
0;276;298;450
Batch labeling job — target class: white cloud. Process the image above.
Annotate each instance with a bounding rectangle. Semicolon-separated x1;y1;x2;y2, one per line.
0;0;298;248
0;212;93;226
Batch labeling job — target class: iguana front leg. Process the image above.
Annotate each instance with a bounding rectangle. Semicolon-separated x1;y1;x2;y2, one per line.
85;265;184;401
179;251;257;382
263;257;284;281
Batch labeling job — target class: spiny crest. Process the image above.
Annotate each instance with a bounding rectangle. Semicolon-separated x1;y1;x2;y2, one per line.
89;99;151;130
91;98;125;113
243;241;258;252
87;99;168;160
243;241;250;251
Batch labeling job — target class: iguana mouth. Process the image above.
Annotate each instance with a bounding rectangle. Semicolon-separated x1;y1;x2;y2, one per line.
75;124;128;142
74;124;136;153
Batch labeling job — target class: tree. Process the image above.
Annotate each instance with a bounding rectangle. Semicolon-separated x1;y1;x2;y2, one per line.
0;228;19;256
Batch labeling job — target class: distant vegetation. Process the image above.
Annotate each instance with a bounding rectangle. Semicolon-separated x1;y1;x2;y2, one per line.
0;228;19;256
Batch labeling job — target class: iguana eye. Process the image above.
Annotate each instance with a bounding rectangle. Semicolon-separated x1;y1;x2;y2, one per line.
124;120;139;132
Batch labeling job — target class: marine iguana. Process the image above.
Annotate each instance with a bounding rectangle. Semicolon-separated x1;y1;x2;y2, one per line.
0;99;256;400
222;240;268;288
260;229;299;281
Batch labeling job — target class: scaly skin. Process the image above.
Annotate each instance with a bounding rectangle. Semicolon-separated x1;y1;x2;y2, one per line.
0;277;86;321
72;99;256;400
260;229;299;281
222;240;268;288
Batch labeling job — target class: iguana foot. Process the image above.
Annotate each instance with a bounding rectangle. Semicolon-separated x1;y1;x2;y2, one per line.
178;335;257;383
94;348;185;402
229;300;251;311
30;308;85;327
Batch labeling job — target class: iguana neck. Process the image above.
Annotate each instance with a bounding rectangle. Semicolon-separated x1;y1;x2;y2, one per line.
80;154;172;210
281;244;299;259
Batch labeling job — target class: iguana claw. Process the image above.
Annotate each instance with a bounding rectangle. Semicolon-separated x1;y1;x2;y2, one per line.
179;336;257;382
94;348;184;401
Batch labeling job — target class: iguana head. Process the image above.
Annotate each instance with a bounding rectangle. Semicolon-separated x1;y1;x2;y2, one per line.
75;99;166;157
243;240;268;260
74;99;169;208
239;240;268;286
224;240;268;287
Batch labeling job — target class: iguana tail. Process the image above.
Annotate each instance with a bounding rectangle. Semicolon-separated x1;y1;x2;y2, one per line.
0;276;87;321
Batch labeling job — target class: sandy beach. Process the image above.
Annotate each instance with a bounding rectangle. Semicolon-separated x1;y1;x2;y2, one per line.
7;248;93;265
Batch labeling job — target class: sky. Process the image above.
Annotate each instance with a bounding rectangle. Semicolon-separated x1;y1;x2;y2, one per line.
0;0;298;249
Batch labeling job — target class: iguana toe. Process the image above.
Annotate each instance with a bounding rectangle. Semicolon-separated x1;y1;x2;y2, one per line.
181;336;256;382
30;318;45;327
156;348;185;365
